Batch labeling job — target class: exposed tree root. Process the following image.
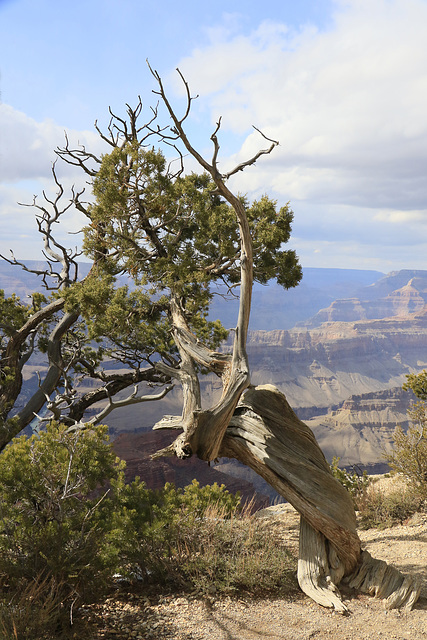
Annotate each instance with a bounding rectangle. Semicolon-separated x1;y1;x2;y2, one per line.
345;550;422;611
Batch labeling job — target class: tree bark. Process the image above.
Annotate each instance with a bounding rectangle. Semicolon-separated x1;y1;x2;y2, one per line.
149;68;421;612
219;384;421;612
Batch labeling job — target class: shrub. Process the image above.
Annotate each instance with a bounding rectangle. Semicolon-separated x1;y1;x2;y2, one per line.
107;479;241;584
107;479;297;597
329;456;370;508
177;505;298;597
357;483;423;529
0;424;298;636
0;574;92;640
0;423;123;615
385;402;427;498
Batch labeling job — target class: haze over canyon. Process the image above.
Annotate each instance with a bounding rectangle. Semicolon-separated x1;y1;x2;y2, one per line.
2;263;427;501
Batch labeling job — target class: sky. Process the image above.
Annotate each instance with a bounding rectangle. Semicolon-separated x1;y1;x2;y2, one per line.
1;0;427;274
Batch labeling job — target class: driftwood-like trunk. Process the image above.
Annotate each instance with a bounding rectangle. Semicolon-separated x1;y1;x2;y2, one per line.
220;384;422;612
150;67;422;613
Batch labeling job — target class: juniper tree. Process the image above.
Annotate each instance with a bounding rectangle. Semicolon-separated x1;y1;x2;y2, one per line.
0;66;421;612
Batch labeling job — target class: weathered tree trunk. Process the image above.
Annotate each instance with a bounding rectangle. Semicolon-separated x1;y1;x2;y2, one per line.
150;68;422;613
219;384;422;612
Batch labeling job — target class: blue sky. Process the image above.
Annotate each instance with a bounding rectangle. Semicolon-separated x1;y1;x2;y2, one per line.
1;0;427;273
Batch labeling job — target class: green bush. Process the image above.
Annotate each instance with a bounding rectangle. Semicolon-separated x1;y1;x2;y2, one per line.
107;478;241;584
386;403;427;498
388;369;427;496
0;423;123;612
0;423;298;637
107;478;297;597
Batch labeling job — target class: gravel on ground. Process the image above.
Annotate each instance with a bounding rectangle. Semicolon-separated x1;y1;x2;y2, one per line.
82;503;427;640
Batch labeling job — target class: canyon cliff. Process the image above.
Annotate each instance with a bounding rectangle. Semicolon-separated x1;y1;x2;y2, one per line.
103;270;427;483
3;264;427;497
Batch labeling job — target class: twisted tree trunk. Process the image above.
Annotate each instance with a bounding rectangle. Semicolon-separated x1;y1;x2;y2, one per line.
150;67;422;613
219;384;422;612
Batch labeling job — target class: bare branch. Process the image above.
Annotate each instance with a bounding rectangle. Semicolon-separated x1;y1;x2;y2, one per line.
151;432;193;460
146;67;258;461
11;163;84;290
223;127;279;180
87;383;174;426
173;327;231;376
152;415;183;430
56;132;101;177
210;118;222;170
147;63;213;176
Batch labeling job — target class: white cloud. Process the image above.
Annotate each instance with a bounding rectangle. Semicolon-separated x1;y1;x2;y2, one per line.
0;105;108;259
3;0;427;270
177;0;427;210
0;104;104;183
0;179;90;261
173;0;427;271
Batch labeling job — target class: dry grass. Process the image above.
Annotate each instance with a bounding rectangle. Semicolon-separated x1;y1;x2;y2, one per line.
0;574;91;640
357;474;425;529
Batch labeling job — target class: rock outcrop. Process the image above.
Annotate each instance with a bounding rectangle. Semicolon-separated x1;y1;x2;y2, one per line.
301;270;427;327
106;278;427;475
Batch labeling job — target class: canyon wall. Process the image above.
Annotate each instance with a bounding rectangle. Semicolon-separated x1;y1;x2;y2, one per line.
3;264;427;495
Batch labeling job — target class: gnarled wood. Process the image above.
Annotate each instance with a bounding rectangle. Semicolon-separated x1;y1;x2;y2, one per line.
149;68;255;464
219;384;421;612
298;517;349;613
345;550;422;611
148;69;421;613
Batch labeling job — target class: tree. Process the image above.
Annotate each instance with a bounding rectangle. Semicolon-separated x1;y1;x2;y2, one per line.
403;369;427;401
1;96;299;450
0;66;421;612
386;371;427;496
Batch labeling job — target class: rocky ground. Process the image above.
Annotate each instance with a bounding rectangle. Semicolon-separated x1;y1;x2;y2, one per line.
81;502;427;640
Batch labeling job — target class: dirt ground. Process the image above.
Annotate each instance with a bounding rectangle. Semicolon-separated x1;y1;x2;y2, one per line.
87;503;427;640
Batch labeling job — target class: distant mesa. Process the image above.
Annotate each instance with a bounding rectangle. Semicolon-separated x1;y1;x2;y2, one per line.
299;270;427;327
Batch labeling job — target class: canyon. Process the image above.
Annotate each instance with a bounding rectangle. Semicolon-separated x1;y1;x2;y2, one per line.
106;269;427;495
2;263;427;501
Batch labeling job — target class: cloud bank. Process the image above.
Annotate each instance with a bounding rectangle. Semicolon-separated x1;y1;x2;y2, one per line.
1;0;427;271
175;0;427;270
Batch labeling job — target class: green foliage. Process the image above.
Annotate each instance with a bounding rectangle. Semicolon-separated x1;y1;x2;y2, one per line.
384;370;427;498
0;289;48;350
0;289;58;442
106;479;297;597
78;144;301;349
0;290;31;343
329;456;370;507
0;425;298;636
85;145;301;290
63;272;176;365
403;369;427;400
0;423;123;606
0;290;33;393
386;404;427;497
106;478;241;583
